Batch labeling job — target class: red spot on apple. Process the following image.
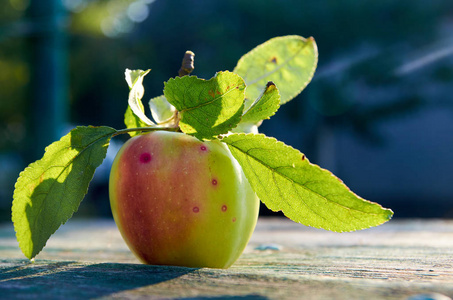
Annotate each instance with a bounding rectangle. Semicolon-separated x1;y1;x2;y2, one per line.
232;217;236;222
200;145;207;151
212;179;218;185
222;205;227;212
193;206;199;213
140;152;152;163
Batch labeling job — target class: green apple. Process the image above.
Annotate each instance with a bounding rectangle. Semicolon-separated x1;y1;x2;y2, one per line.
109;130;260;268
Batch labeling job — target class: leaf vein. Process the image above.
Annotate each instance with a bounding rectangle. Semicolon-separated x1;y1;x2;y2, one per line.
29;130;114;238
180;83;240;113
226;136;376;215
246;42;311;86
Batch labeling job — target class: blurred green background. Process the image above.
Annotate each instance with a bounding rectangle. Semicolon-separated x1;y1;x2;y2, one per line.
1;0;452;221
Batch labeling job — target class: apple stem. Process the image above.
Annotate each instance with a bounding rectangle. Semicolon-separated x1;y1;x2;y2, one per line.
178;50;195;77
113;126;180;137
167;51;196;129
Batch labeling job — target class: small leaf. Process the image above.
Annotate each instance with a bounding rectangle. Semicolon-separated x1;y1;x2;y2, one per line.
125;69;146;89
240;82;280;125
125;69;154;126
231;122;259;134
164;71;245;139
222;133;393;232
233;35;318;105
124;106;148;137
149;95;176;124
12;126;117;259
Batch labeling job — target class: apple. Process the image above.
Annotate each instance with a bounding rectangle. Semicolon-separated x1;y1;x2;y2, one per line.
109;130;260;268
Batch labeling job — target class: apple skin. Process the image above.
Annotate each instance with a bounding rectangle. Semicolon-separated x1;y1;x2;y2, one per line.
109;131;260;268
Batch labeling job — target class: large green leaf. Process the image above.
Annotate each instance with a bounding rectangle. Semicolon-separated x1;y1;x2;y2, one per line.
233;35;318;105
164;71;245;139
12;126;117;259
222;133;393;232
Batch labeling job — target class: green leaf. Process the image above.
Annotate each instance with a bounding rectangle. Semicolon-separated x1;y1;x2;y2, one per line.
125;69;154;126
240;82;280;125
12;126;117;259
233;35;318;105
124;106;149;137
164;71;245;139
222;133;393;232
149;95;176;124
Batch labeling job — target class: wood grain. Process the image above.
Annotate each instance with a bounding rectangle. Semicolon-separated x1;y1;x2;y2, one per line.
1;218;452;299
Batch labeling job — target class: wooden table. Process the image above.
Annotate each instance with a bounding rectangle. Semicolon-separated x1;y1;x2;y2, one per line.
1;218;452;299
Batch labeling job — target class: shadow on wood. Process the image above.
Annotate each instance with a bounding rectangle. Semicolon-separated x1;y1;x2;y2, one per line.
0;259;198;299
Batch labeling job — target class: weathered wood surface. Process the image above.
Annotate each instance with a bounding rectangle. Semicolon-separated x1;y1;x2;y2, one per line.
1;218;452;299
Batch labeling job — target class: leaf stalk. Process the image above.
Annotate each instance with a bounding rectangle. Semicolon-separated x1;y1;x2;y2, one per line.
113;126;180;137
